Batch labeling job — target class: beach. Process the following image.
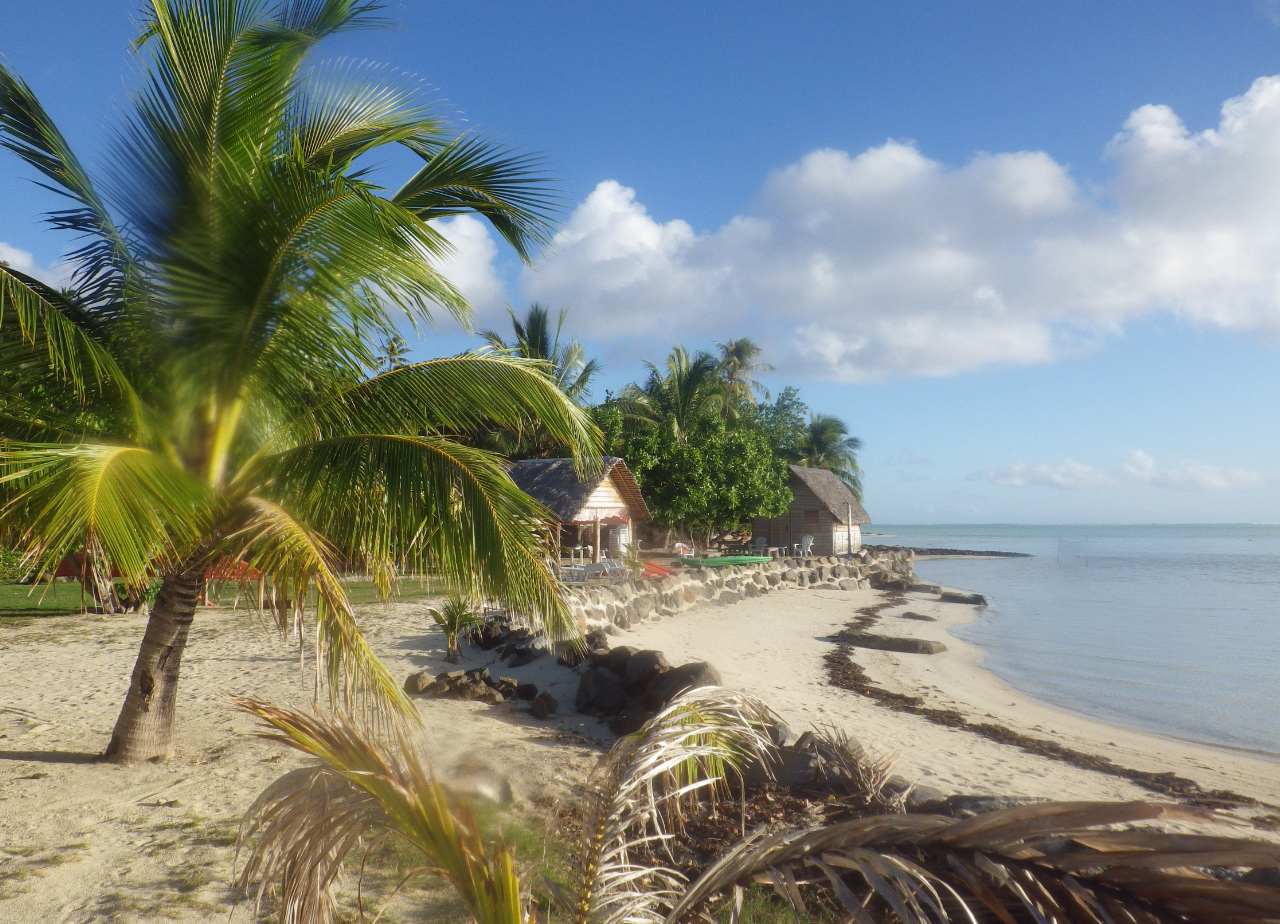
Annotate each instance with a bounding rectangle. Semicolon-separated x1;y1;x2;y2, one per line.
2;579;1279;921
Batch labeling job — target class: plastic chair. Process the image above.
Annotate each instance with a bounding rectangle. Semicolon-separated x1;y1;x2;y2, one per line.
794;535;814;557
751;536;768;555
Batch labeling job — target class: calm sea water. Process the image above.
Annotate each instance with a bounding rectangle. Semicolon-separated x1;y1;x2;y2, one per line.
873;525;1280;757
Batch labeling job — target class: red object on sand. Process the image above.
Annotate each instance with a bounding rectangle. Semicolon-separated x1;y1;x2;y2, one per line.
204;558;262;581
642;561;675;578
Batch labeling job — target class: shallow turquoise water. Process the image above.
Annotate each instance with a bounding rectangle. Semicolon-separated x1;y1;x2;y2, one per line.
874;525;1280;756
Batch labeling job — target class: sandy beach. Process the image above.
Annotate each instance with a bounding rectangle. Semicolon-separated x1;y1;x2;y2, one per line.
2;578;1279;921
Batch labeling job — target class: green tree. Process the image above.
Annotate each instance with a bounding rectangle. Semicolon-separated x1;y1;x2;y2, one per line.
482;304;600;404
597;406;789;543
0;0;597;763
621;346;724;441
797;412;864;499
374;334;412;371
751;386;809;461
715;337;773;411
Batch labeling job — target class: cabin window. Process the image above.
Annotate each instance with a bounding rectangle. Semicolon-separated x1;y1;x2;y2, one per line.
803;509;819;532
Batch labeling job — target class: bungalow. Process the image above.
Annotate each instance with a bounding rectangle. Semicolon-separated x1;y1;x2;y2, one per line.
508;456;652;562
753;465;870;557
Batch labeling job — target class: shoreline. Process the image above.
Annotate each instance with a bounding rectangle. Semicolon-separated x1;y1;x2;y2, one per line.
612;584;1280;823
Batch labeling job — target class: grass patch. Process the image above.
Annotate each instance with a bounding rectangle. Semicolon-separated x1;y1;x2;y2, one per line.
0;582;86;624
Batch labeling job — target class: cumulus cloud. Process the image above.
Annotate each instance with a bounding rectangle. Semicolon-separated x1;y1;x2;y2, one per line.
985;451;1264;492
0;241;43;278
1118;450;1264;492
515;76;1280;380
430;215;507;325
985;460;1108;491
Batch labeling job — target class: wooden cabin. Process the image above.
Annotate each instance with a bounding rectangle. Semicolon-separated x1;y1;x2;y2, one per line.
508;457;652;562
753;465;870;556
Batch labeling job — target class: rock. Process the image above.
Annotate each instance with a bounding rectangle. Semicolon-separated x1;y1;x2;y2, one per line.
624;649;672;688
870;573;913;591
464;667;491;686
530;691;558;719
608;711;649;736
495;676;520;698
909;582;942;594
715;591;741;606
584;628;610;650
742;745;820;787
507;647;543;668
766;718;797;748
836;631;947;655
586;646;612;666
403;671;434;694
437;670;467;684
603;645;638;676
940;591;987;606
936;794;1045;818
575;666;630;716
471;622;506;650
477;687;505;706
837;579;862;592
905;784;948;809
515;682;539;701
900;611;936;622
643;661;722;711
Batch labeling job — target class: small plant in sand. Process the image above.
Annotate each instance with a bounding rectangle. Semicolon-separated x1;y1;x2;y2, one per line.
431;595;483;664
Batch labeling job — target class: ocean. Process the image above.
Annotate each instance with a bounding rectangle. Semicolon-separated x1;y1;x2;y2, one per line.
873;525;1280;757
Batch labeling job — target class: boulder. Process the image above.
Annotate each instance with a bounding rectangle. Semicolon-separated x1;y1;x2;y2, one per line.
909;582;942;594
495;676;520;698
905;785;948;809
870;573;913;591
939;591;987;606
515;682;539;701
530;691;558;719
900;611;936;622
471;622;506;651
508;647;543;668
603;645;638;676
624;649;672;688
575;667;630;716
836;631;947;655
715;591;741;606
584;627;610;650
837;579;862;592
403;671;434;695
464;667;492;686
642;661;722;711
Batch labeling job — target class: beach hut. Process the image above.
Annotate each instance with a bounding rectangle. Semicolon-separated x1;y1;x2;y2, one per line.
753;465;870;556
508;457;651;563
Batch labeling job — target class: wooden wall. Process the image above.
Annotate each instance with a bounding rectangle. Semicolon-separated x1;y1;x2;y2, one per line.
753;477;862;555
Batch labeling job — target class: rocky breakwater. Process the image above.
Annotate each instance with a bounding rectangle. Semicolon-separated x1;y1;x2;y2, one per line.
566;546;917;631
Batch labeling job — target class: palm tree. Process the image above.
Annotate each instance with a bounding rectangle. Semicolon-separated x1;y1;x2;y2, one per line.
0;0;598;764
715;338;773;409
482;304;600;404
797;413;864;499
430;594;481;664
239;691;1280;924
621;346;724;441
374;334;412;371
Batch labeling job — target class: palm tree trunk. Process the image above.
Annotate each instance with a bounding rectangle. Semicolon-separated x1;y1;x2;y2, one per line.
103;566;203;764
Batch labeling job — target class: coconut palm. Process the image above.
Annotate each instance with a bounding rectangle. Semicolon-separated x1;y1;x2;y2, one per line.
621;346;725;441
430;594;482;664
797;412;864;499
374;334;412;372
238;690;1280;924
715;338;773;410
482;304;600;404
0;0;598;764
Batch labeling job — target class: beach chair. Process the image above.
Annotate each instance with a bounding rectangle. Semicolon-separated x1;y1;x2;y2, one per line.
560;564;586;583
751;536;768;556
673;542;694;558
794;534;814;558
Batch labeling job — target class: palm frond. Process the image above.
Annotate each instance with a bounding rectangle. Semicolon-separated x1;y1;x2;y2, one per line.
666;800;1280;924
236;696;529;924
566;687;781;924
396;133;561;262
225;496;416;725
0;441;208;587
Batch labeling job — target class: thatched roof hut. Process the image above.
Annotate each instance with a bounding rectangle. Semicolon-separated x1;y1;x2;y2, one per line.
753;465;870;556
508;457;650;560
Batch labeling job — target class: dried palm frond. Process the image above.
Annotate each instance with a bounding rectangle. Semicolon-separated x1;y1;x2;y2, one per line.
563;687;782;924
666;800;1280;924
808;723;908;815
235;698;529;924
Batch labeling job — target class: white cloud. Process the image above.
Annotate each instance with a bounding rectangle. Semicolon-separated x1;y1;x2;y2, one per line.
984;451;1264;492
519;76;1280;380
985;460;1108;491
431;215;507;325
1118;450;1263;492
0;241;42;277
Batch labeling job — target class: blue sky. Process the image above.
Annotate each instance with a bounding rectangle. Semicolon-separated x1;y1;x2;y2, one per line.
4;1;1280;523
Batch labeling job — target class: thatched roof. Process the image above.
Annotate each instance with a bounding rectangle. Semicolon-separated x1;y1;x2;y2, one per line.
508;457;652;523
789;465;870;524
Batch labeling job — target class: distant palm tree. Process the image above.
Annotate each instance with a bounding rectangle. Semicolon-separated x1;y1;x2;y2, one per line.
622;346;725;440
797;413;864;499
715;338;773;409
375;334;412;371
430;594;481;664
482;304;600;404
0;0;597;763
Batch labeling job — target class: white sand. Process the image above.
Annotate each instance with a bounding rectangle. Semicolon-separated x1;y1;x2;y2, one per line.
615;584;1280;814
4;581;1279;922
0;602;600;923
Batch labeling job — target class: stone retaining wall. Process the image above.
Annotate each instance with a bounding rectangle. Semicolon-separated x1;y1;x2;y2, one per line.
568;546;916;630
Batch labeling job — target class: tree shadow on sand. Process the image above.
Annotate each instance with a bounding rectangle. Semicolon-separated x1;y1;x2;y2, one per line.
0;749;101;764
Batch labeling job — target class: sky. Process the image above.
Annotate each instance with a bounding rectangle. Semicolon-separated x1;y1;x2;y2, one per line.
3;1;1280;524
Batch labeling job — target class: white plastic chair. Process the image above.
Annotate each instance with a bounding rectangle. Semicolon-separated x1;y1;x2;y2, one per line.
794;535;814;557
751;536;768;555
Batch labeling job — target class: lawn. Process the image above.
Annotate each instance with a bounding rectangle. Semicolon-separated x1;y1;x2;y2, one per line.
0;582;87;624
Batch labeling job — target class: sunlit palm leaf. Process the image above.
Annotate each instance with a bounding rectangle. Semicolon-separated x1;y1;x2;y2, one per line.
236;697;530;924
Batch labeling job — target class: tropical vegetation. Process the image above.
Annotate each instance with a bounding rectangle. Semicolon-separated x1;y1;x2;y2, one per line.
0;0;598;763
